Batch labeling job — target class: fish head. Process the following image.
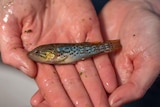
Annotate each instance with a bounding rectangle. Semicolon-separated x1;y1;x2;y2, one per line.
28;45;56;64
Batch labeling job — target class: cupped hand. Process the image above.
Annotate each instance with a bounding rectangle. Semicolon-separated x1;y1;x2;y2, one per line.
99;0;160;106
0;0;117;107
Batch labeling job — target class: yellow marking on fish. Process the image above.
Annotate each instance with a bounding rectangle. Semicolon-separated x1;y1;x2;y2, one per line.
45;52;55;61
28;40;122;64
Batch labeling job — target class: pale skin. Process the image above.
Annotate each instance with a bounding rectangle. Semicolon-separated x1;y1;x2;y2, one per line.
0;0;160;107
99;0;160;106
0;0;117;107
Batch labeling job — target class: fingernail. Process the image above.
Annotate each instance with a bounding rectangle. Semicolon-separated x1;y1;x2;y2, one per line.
110;99;122;107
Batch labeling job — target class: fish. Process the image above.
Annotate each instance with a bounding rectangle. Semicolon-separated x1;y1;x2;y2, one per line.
28;40;122;64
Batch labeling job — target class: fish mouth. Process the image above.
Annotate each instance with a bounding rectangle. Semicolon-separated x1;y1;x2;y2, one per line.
27;51;36;61
27;51;43;63
27;51;53;64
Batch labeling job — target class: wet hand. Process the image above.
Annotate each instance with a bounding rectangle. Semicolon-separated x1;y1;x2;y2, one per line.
99;0;160;106
0;0;117;106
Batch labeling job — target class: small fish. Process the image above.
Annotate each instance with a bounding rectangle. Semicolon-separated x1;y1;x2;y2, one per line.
28;40;121;64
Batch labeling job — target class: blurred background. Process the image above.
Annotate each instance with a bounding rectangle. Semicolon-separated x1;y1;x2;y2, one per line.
0;55;38;107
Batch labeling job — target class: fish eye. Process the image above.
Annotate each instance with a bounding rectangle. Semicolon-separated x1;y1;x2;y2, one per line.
34;50;40;54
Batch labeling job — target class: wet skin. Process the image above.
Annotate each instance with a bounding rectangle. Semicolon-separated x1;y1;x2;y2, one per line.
0;0;117;107
99;0;160;106
1;0;160;107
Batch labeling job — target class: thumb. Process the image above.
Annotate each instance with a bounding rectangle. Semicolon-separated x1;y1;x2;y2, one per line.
109;57;160;107
0;17;37;77
1;47;37;77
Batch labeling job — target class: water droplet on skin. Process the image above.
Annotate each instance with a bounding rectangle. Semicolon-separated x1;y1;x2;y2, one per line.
43;79;54;86
43;79;47;82
3;0;14;9
7;8;13;14
1;7;13;24
74;100;79;106
48;89;53;93
75;33;82;43
3;14;9;22
43;79;54;93
45;82;49;87
1;0;14;25
78;65;85;72
77;63;90;78
105;82;109;87
1;25;6;30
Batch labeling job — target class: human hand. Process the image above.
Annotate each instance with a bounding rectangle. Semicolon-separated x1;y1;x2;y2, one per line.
0;0;117;107
0;0;37;77
99;0;160;106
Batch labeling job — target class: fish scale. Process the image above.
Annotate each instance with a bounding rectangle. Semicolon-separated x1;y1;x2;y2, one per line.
28;40;122;64
57;43;105;57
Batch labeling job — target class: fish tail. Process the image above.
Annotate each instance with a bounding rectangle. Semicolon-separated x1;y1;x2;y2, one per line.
110;40;122;51
105;40;122;52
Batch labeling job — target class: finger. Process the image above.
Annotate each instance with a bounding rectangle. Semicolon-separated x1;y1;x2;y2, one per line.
87;27;117;93
0;20;37;77
31;90;45;106
55;65;93;107
76;60;109;107
109;59;160;107
75;27;112;107
94;55;118;93
31;90;49;107
36;64;74;107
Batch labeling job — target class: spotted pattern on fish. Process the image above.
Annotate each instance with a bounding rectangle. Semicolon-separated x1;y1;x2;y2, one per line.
28;40;121;64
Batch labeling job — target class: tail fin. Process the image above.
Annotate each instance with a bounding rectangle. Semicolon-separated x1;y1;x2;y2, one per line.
105;40;122;52
111;40;122;51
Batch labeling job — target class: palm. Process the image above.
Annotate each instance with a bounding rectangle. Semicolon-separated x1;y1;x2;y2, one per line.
22;1;99;50
25;1;108;106
0;0;116;107
100;1;160;106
